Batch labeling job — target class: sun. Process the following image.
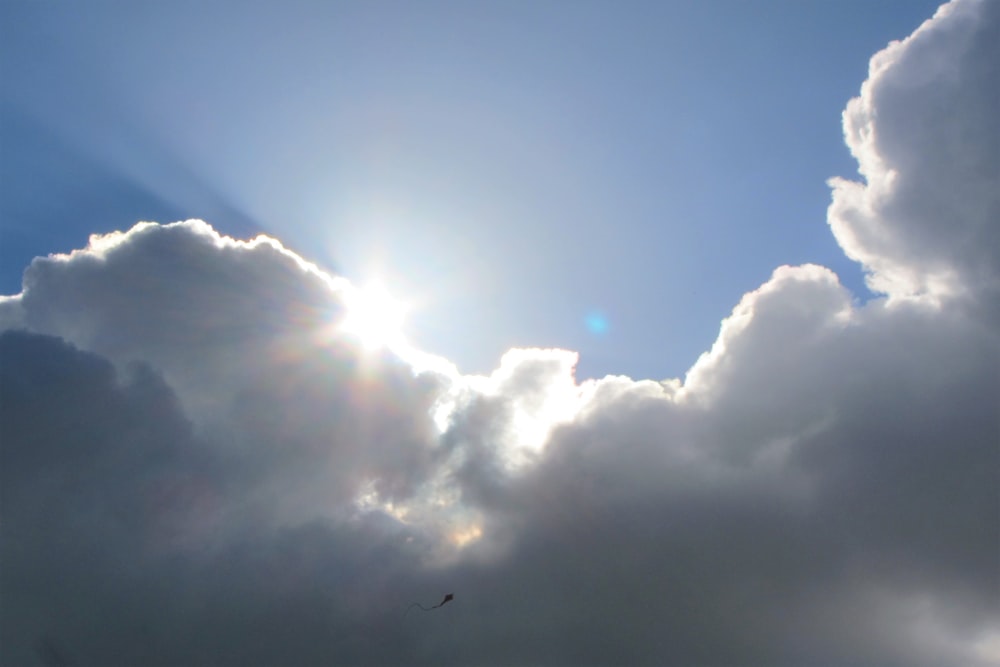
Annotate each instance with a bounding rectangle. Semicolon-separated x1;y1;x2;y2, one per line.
340;282;409;350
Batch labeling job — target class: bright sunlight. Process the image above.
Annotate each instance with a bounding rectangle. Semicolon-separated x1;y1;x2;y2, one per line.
340;282;409;351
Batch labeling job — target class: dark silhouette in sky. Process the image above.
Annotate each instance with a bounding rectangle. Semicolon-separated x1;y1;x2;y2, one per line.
406;593;454;616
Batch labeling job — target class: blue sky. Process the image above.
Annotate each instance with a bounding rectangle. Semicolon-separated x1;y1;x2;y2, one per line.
1;0;943;380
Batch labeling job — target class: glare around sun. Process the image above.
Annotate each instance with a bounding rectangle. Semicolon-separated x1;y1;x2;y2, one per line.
340;282;409;351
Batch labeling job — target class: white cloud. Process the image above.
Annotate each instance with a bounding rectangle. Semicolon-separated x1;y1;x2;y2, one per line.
828;0;1000;309
2;1;997;665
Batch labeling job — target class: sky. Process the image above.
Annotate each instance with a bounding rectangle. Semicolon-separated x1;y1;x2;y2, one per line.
0;0;946;380
1;1;998;666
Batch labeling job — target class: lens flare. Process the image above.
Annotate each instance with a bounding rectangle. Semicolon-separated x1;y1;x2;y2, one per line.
585;310;609;335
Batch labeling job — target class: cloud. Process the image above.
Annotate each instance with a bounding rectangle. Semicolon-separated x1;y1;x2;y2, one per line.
828;0;1000;310
1;1;997;665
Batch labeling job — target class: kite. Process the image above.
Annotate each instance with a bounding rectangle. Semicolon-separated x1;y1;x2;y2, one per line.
405;593;454;615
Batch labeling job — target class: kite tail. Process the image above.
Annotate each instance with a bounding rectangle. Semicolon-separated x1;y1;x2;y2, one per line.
404;602;434;616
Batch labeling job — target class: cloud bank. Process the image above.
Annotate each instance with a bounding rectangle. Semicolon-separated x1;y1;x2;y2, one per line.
2;1;997;665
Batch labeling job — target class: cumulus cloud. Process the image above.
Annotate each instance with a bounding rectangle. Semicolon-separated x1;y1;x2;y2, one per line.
828;0;1000;309
2;1;998;665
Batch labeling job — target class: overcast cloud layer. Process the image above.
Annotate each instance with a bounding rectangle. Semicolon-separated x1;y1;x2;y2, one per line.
2;1;998;665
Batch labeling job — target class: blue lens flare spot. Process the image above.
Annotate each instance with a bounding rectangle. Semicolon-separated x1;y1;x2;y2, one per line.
585;311;609;336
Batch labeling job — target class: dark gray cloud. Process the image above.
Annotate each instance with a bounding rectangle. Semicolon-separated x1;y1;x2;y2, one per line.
2;1;998;665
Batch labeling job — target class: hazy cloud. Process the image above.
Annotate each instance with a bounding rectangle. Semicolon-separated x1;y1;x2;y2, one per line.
2;1;998;665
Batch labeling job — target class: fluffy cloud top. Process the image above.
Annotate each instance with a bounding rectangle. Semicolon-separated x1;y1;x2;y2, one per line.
828;0;1000;308
2;1;997;665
